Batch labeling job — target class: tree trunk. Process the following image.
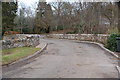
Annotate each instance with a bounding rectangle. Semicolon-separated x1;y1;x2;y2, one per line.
116;2;120;33
118;2;120;33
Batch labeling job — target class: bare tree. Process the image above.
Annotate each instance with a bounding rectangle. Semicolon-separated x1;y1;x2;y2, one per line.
33;2;119;34
116;2;120;32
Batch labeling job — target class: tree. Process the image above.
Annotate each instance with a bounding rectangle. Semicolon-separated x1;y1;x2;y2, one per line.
2;2;18;36
19;8;25;33
0;2;2;39
14;4;35;34
27;2;119;34
50;2;63;31
34;2;53;33
116;2;120;33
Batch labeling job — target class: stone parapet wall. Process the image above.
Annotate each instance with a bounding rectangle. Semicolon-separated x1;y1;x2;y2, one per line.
2;34;40;49
47;34;109;44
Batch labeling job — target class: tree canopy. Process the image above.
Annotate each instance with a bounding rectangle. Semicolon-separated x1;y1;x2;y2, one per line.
2;2;18;36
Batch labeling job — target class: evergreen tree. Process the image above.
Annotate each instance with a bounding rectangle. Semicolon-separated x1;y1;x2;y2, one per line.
117;2;120;33
0;2;2;39
34;2;53;33
2;2;18;36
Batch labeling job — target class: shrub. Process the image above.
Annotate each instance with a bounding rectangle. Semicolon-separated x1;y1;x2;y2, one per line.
23;28;33;34
66;31;74;34
73;29;79;34
106;33;120;51
107;27;119;34
57;26;64;30
66;29;79;34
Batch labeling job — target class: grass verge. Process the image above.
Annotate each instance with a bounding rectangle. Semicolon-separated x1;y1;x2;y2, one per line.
2;47;40;65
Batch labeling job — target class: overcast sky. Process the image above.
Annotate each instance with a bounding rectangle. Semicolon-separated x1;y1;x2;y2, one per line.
18;0;55;8
17;0;117;16
18;0;39;8
17;0;54;12
17;0;60;16
18;0;117;8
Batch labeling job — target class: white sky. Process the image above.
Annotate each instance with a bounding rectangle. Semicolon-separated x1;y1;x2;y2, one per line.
17;0;117;8
16;0;117;16
17;0;59;16
17;0;40;16
18;0;39;7
17;0;118;4
17;0;54;11
17;0;55;7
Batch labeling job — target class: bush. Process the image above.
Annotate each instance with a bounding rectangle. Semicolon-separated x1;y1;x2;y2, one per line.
73;28;79;34
66;31;74;34
57;26;64;30
66;29;79;34
106;33;120;51
23;28;33;34
107;27;119;34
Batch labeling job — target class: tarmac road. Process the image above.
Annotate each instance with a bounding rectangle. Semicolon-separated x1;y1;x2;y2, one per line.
3;38;118;78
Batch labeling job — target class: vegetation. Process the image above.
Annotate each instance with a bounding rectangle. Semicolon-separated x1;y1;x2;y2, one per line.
0;2;2;40
116;2;120;32
33;2;119;34
2;47;40;65
2;1;119;35
2;2;18;36
106;33;120;52
14;5;35;34
107;27;119;34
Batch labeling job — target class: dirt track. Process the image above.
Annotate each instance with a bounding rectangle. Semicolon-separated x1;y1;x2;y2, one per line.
3;38;118;78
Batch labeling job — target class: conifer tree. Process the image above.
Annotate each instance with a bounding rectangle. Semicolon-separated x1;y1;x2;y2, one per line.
2;2;18;36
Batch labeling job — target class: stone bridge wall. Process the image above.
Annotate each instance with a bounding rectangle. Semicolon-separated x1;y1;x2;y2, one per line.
2;34;40;49
47;34;109;44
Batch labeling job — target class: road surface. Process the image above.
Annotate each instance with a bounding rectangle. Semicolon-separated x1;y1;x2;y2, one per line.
3;38;118;78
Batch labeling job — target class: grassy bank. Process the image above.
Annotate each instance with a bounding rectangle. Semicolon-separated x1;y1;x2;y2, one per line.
2;47;40;65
